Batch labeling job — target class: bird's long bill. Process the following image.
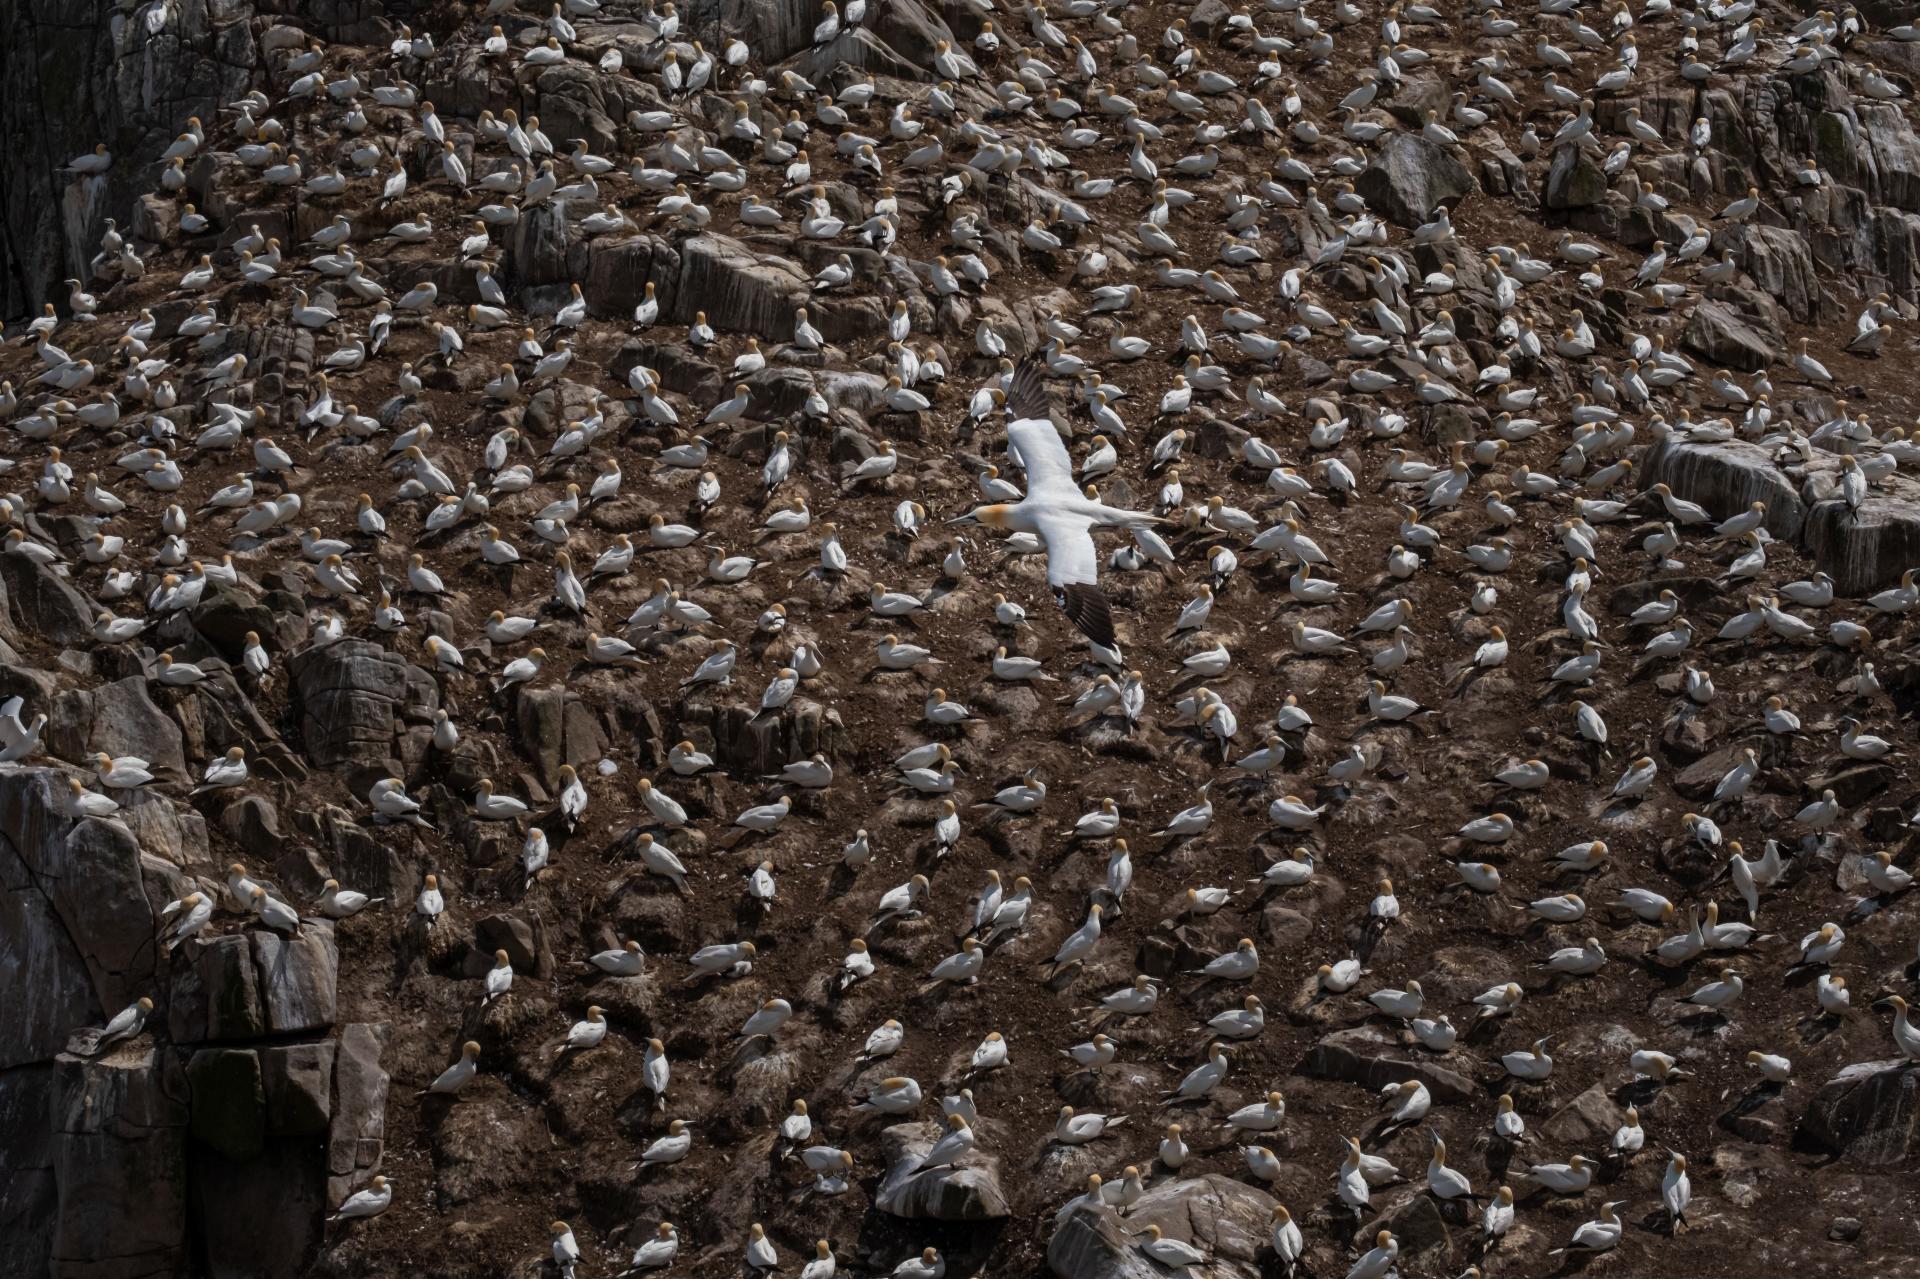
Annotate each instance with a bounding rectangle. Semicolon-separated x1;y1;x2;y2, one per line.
945;512;981;526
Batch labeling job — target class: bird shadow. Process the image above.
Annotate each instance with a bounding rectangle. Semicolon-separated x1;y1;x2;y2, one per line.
1797;1011;1845;1046
1724;1081;1783;1118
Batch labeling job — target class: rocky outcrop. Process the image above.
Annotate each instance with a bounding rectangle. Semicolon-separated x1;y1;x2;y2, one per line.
1048;1175;1275;1279
875;1121;1012;1220
1641;438;1809;538
1355;133;1475;226
1298;1024;1480;1105
0;552;100;645
1797;1059;1920;1165
1681;298;1774;371
168;921;339;1042
1545;143;1609;209
0;769;163;1070
0;0;257;321
1803;490;1920;597
1730;222;1832;324
1643;438;1920;593
673;696;846;776
513;687;608;789
290;639;440;769
328;1023;392;1207
47;1047;193;1279
0;747;380;1277
672;233;814;336
48;675;188;783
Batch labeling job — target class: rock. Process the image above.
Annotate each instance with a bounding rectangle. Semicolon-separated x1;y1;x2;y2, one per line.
131;192;177;244
1382;75;1452;130
1732;222;1828;324
1;0;255;319
685;0;817;64
669;233;811;336
328;1023;390;1206
1639;438;1807;538
1361;1189;1453;1263
1675;746;1749;799
1797;1059;1920;1165
48;675;189;783
513;687;608;788
1829;1216;1863;1242
290;640;439;769
191;1134;326;1279
169;921;338;1042
1048;1175;1274;1279
475;912;551;976
504;197;575;288
189;1047;266;1162
1803;488;1920;596
1545;142;1610;209
1187;0;1233;37
874;1121;1012;1220
190;587;291;657
0;553;99;645
0;865;100;1069
580;233;677;318
170;934;266;1043
294;803;418;904
1808;761;1895;809
0;768;163;1069
1298;1025;1481;1105
253;922;339;1035
1644;438;1920;595
675;697;845;776
1860;101;1920;213
221;794;287;851
46;1048;190;1278
528;62;631;156
1354;133;1475;227
1681;298;1773;371
1539;1083;1626;1147
0;1062;59;1275
871;0;959;69
261;1041;336;1136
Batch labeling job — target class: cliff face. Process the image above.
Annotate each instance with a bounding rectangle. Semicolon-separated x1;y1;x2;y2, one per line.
0;0;423;324
8;2;1920;1278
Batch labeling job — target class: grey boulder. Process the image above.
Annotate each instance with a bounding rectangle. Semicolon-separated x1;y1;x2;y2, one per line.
1048;1174;1275;1279
1797;1059;1920;1165
875;1121;1011;1220
1355;133;1475;227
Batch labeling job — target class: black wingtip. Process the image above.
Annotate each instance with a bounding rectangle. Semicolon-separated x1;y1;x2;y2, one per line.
1057;583;1116;650
1005;354;1051;422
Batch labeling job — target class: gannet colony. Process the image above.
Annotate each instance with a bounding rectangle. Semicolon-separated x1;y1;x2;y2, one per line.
4;0;1920;1276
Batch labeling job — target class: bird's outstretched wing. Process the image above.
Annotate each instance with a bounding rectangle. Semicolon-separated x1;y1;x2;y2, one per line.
1035;510;1114;648
1057;583;1115;650
1004;353;1051;421
1003;357;1077;493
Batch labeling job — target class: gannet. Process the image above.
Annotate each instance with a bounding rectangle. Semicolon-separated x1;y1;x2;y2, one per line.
1550;1201;1625;1255
1877;995;1920;1058
328;1175;393;1222
950;356;1158;646
637;1120;693;1170
629;1222;679;1272
83;996;154;1055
